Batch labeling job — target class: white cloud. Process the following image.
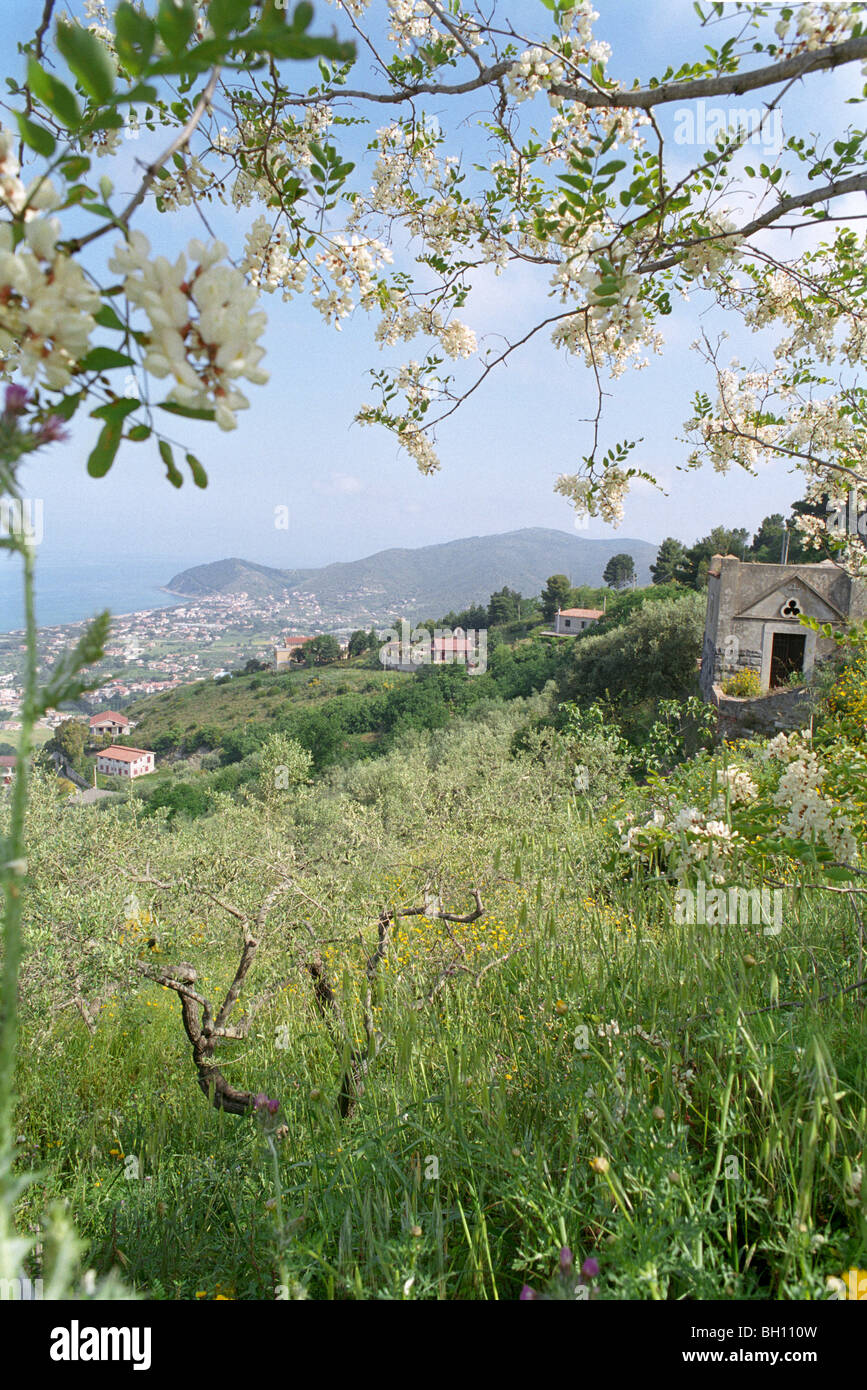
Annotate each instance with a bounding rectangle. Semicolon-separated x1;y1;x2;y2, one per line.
317;472;365;496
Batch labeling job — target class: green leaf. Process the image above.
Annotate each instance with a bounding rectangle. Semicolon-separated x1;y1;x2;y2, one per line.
26;59;81;128
156;0;197;54
157;401;216;422
87;420;123;477
209;0;251;36
115;2;157;75
52;391;84;422
15;113;55;157
159;438;183;488
240;27;355;63
56;20;116;104
186;452;208;488
127;423;151;441
78;347;136;372
35;611;112;715
93;304;126;332
59;154;91;178
90;397;140;422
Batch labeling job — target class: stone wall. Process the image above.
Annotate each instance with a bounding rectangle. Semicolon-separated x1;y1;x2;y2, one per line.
710;682;813;739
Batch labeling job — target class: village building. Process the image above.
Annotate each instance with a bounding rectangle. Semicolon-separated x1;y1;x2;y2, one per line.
274;636;316;666
700;554;866;701
96;746;155;779
89;710;131;736
0;754;16;787
554;607;605;634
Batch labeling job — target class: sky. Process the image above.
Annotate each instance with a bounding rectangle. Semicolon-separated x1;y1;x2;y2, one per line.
1;0;863;581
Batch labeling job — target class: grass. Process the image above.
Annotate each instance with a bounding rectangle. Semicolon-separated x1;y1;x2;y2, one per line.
11;701;867;1300
127;662;404;746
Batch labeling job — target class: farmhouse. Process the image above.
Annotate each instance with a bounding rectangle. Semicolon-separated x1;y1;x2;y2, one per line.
96;746;155;779
700;554;866;699
274;636;315;666
89;710;131;736
554;607;604;634
0;754;16;786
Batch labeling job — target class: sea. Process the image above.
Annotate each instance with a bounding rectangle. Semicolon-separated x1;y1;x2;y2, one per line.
0;555;186;632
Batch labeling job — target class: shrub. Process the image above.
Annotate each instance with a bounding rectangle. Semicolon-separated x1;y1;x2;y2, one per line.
721;669;762;698
559;591;705;705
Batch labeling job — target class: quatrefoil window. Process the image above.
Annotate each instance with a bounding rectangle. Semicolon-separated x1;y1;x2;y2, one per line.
780;597;802;618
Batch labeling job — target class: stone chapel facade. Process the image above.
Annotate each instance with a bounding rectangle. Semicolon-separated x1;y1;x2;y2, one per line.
699;554;865;700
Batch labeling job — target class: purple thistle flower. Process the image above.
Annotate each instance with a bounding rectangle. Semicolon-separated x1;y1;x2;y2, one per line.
581;1256;600;1280
519;1284;538;1301
4;383;29;416
559;1246;573;1274
267;1098;280;1115
252;1092;269;1110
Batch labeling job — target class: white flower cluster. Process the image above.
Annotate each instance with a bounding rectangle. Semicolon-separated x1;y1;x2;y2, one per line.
387;0;436;47
775;2;861;52
507;4;609;104
398;426;440;475
310;233;393;329
763;728;812;763
773;750;857;862
364;293;479;362
554;466;631;528
0;217;99;389
437;318;477;359
220;107;334;210
686;361;863;526
507;46;567;103
155;155;214;213
0;128;61;219
680;215;741;280
619;804;739;884
741;249;867;370
108;231;268;431
712;764;758;812
241;217;309;301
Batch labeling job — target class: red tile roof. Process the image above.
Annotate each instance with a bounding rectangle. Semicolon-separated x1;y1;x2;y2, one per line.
96;746;153;762
90;710;130;725
559;608;604;619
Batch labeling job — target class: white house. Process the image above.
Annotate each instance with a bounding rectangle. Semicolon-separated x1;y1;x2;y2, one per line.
554;607;604;634
89;710;131;736
96;745;155;779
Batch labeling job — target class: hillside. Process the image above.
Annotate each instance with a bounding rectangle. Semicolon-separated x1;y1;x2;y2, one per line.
166;527;658;621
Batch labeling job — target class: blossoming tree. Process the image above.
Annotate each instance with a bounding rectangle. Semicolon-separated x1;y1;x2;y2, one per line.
3;0;867;1289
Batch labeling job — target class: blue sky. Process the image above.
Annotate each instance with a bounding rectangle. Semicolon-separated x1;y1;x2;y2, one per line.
1;1;861;578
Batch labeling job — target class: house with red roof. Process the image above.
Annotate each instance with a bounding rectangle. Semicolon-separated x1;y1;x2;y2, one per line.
90;710;131;737
554;607;605;635
95;746;154;779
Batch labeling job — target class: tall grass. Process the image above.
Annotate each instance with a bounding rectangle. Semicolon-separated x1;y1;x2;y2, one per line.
10;701;866;1299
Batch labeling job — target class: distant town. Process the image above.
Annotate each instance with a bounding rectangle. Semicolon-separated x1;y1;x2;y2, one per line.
0;590;355;736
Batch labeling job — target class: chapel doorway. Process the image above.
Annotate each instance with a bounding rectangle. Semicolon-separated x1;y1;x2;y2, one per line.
770;631;806;688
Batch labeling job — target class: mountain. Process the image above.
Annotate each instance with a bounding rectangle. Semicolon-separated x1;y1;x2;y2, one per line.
166;528;659;623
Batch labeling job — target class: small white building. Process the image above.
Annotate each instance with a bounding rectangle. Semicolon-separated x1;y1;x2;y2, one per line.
96;745;155;779
90;710;131;736
554;607;604;634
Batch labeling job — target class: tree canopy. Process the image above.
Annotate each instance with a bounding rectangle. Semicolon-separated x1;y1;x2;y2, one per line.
0;1;865;570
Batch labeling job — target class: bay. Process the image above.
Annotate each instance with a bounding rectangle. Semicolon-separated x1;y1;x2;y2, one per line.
0;555;185;632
